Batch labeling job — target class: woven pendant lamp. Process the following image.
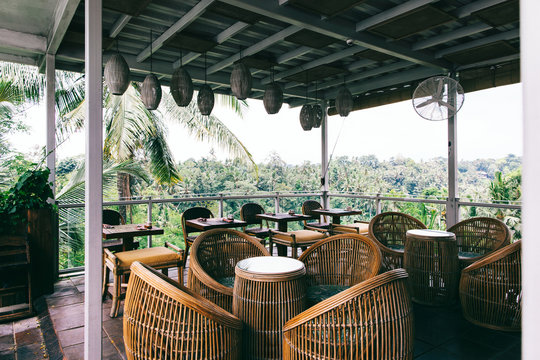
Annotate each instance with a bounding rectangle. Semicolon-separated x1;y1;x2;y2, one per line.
335;86;353;117
197;84;214;115
104;53;130;95
171;67;193;107
230;62;252;100
141;30;161;110
312;104;323;128
300;104;313;131
263;83;283;114
141;74;162;110
197;53;214;115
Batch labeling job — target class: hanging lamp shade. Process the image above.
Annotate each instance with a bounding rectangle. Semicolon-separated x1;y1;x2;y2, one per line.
104;53;130;95
197;84;214;115
263;82;283;114
230;62;252;100
171;67;194;107
312;104;323;128
141;73;162;110
335;86;353;117
299;104;313;131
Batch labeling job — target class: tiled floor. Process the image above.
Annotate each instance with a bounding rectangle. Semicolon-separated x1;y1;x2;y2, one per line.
1;266;521;360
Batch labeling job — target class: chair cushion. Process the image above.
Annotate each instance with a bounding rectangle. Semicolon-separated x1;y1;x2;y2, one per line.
459;251;482;259
246;227;271;236
115;247;181;271
274;230;326;244
333;222;369;234
387;244;404;251
216;276;236;288
306;284;349;306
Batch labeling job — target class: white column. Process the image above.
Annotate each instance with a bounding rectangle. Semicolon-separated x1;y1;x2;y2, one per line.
84;0;103;358
45;54;56;197
320;100;329;208
446;97;459;227
522;1;540;358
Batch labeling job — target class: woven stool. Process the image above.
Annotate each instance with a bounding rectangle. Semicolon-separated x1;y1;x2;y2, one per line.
404;229;458;306
102;242;183;317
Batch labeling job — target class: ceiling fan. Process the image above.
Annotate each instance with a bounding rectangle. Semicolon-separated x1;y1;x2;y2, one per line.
412;76;465;121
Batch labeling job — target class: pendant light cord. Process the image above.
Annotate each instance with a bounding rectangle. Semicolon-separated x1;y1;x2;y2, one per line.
149;29;153;74
204;52;207;84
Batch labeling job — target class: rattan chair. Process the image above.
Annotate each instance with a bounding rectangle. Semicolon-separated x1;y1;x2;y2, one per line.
269;227;327;259
102;209;139;252
102;242;183;317
301;200;330;229
368;212;426;271
188;229;270;312
330;220;370;235
447;217;511;269
239;202;271;241
124;261;242;360
298;233;381;306
283;268;414;360
459;240;521;331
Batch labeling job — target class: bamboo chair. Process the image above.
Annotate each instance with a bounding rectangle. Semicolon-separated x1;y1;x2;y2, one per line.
239;202;271;242
102;209;139;252
269;227;327;259
447;217;511;270
459;240;521;331
181;206;214;262
301;200;330;229
124;261;242;360
368;212;426;271
330;220;370;235
298;233;381;306
283;269;414;360
102;242;183;317
187;229;270;312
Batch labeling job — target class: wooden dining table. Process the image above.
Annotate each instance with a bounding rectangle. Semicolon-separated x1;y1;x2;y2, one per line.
102;224;164;252
256;213;312;255
185;218;247;231
310;208;363;224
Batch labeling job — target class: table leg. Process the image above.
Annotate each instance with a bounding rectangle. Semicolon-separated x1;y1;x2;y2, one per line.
277;222;287;256
332;216;341;224
122;236;135;252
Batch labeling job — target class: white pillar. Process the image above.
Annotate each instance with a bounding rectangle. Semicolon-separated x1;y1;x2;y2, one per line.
45;54;56;197
320;100;329;208
84;0;103;358
446;94;459;227
521;1;540;358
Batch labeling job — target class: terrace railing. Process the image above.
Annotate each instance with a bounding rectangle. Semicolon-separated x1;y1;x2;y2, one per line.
57;191;521;274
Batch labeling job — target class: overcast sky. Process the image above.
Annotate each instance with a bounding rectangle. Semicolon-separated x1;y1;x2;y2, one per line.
9;83;522;165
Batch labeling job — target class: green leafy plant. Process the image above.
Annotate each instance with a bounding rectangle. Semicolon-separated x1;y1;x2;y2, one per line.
0;167;55;233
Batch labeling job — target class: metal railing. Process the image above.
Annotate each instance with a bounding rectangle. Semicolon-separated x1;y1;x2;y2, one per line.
57;191;521;273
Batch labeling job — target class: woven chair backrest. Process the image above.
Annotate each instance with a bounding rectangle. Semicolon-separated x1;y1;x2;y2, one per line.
299;234;382;287
369;212;426;248
124;261;242;360
448;217;510;255
193;229;270;279
102;209;125;225
182;207;214;235
240;202;265;225
302;200;322;216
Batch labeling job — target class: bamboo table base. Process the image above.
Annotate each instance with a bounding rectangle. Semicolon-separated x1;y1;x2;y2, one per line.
404;229;459;306
233;256;306;360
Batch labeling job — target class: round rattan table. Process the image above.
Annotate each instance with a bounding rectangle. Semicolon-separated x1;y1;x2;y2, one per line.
404;229;459;306
233;256;306;360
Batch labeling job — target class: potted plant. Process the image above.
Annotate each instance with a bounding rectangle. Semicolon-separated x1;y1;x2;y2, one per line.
0;167;58;298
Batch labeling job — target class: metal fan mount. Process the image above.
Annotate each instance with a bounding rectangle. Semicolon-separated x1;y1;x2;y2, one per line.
412;76;464;121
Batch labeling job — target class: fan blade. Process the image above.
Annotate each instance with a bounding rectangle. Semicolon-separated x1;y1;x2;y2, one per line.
438;100;456;112
416;98;436;108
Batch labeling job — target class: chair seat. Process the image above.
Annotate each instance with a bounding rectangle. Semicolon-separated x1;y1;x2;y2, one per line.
306;222;330;229
245;227;271;237
459;251;483;259
217;276;236;288
387;244;404;251
274;230;326;244
306;284;349;306
115;247;182;271
333;222;369;234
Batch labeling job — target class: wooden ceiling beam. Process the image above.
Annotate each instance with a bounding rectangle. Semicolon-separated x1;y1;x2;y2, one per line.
356;0;439;32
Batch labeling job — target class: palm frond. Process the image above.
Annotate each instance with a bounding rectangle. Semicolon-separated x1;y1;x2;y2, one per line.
0;61;44;103
216;93;248;119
